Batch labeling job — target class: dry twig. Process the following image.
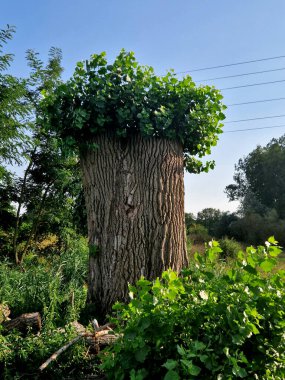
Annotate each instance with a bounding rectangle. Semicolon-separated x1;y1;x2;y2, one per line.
39;321;118;372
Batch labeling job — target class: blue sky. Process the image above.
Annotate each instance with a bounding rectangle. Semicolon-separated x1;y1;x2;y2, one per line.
2;0;285;214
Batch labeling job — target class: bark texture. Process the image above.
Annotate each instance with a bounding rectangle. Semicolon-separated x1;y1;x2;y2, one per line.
80;133;188;319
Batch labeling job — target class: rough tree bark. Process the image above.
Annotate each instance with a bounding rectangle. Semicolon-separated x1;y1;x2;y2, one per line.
80;133;188;319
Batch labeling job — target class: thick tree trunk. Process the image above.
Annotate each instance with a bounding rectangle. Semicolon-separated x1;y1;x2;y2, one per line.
80;133;188;320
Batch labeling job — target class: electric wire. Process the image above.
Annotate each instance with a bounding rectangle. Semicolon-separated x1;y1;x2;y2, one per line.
172;56;285;134
225;114;285;123
196;67;285;82
227;97;285;106
176;54;285;74
223;124;285;133
221;79;285;90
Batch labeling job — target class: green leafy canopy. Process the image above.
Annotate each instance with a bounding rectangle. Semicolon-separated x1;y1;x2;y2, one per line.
43;50;226;173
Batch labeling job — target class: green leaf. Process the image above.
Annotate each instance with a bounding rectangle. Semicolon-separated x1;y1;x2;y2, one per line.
267;236;278;245
130;368;148;380
259;258;276;272
163;359;177;371
243;265;257;275
164;370;180;380
268;245;282;257
135;346;149;363
181;360;201;376
168;271;177;281
237;251;245;261
177;345;186;356
194;341;206;351
232;365;247;378
247;255;256;268
248;322;259;335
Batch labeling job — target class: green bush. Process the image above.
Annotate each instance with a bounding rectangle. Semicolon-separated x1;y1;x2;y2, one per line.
101;238;285;379
218;237;243;259
189;223;210;244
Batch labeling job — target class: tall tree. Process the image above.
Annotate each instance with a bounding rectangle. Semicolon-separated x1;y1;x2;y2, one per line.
10;47;80;264
196;208;223;235
13;133;80;263
0;25;32;171
225;135;285;218
0;25;84;264
44;50;225;319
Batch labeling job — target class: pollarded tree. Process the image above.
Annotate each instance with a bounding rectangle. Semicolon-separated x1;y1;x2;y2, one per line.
43;50;225;319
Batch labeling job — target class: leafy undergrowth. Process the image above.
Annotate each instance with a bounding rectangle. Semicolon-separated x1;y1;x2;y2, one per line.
101;237;285;380
1;237;285;379
0;235;103;379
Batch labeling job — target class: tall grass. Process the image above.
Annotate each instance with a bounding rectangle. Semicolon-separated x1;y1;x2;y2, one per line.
0;234;99;379
0;234;88;327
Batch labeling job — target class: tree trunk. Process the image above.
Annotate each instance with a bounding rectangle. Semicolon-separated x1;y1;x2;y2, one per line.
80;133;188;320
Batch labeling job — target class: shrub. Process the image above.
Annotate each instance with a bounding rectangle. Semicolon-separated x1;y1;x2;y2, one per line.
218;237;243;259
101;238;285;379
189;223;210;244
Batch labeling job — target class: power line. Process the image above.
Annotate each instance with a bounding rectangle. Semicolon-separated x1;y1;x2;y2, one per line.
221;79;285;90
225;114;285;123
227;97;285;106
176;54;285;74
196;67;285;82
224;124;285;133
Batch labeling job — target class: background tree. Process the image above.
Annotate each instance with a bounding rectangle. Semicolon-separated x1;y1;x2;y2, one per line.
12;133;81;263
0;25;32;174
196;207;238;238
9;46;70;264
185;212;196;235
225;135;285;245
0;26;83;263
225;135;285;218
212;211;238;238
44;50;225;319
196;207;223;236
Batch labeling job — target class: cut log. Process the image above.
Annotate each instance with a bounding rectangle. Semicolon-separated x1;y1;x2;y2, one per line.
70;320;119;353
3;312;41;333
39;321;120;371
86;332;119;349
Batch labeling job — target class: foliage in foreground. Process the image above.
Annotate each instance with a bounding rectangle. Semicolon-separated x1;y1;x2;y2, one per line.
1;237;285;379
102;238;285;379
